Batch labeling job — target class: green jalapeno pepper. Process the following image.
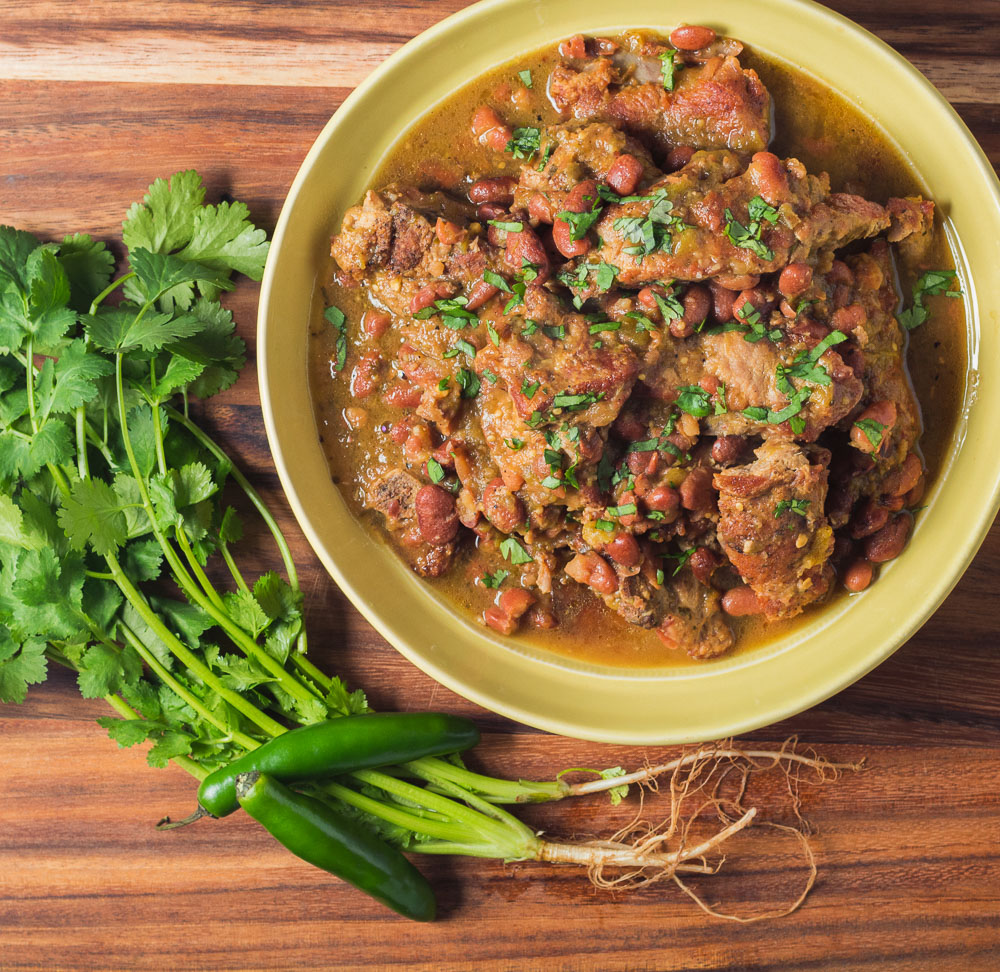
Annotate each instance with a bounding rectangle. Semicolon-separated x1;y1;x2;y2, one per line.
198;712;479;818
236;772;436;921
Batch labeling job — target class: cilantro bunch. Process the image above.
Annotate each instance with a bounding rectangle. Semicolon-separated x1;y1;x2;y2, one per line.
0;173;652;886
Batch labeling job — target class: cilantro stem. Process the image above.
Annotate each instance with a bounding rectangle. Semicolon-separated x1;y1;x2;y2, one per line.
218;539;252;595
174;525;227;614
24;337;38;434
87;272;135;316
104;554;286;736
165;404;313;665
118;621;260;751
117;357;318;707
401;757;568;804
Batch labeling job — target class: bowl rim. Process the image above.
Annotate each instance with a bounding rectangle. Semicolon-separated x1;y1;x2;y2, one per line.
258;0;1000;743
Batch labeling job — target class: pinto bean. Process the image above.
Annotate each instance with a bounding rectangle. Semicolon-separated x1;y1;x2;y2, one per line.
864;514;911;564
499;588;536;619
627;450;660;477
669;24;716;50
709;279;736;322
606;533;641;568
778;262;812;298
637;286;664;319
471;105;512;152
850;500;890;540
528;192;554;223
682;284;711;328
435;218;464;245
415;485;459;546
904;475;926;508
469;176;517;206
843;559;874;593
384;382;422;409
734;286;774;321
645;484;680;514
665;145;695;171
465;278;501;311
565;552;618;595
552;218;592;258
350;349;382;399
689;548;719;585
361;309;391;340
565;178;599;212
409;281;454;315
559;33;587;58
606;154;644;195
711;435;745;466
679;468;715;512
850;400;898;453
479;202;508;228
482;477;526;534
882;452;923;498
715;273;760;291
505;226;550;279
722;585;766;616
827;259;854;286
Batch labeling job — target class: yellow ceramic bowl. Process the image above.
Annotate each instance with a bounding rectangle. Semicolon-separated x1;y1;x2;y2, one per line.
259;0;1000;744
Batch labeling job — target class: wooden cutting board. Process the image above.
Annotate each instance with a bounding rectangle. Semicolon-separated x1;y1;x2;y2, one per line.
2;2;999;969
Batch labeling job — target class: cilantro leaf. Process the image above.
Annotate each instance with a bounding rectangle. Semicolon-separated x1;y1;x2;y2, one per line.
85;304;204;353
41;338;115;416
122;170;206;254
0;635;48;703
325;676;371;717
58;478;129;557
165;297;246;399
57;234;116;312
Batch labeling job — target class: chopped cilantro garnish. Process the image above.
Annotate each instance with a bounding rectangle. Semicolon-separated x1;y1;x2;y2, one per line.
606;503;637;517
652;289;684;323
594;262;619;292
518;69;533;88
324;305;347;371
426;458;446;483
456;367;480;398
556;196;604;241
659;49;682;91
505;127;541;160
723;195;779;261
854;418;885;449
443;338;477;359
543;324;566;340
504;436;525;450
483;269;512;293
481;569;509;589
774;498;810;519
552;391;601;411
437;377;450;391
588;320;620;334
503;262;538;313
482;368;499;384
500;536;533;564
522;318;539;336
898;269;962;330
663;547;695;575
521;377;540;399
675;384;712;418
487;219;524;233
413;295;478;330
594;518;615;531
613;190;688;262
536;143;555;171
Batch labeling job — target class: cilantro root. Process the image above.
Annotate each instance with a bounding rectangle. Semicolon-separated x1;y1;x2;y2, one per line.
0;173;859;921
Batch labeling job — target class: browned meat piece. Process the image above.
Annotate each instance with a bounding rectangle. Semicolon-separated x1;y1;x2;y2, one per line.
365;469;457;577
603;569;733;658
886;196;935;243
701;329;864;441
583;151;899;291
549;46;770;154
714;440;834;620
475;287;643;431
513;121;660;213
396;344;462;433
330;188;493;319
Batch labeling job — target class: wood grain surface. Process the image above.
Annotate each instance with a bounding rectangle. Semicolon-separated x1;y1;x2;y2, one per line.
2;2;999;970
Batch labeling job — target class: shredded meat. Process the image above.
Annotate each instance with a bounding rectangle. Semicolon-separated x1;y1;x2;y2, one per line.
714;440;834;619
